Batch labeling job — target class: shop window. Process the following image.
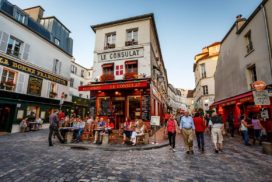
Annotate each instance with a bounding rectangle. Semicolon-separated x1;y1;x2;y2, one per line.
0;68;17;91
248;65;257;83
116;65;124;75
105;32;116;49
200;63;206;78
26;106;39;118
6;36;23;58
97;97;111;115
128;96;141;120
202;85;208;95
245;30;253;54
126;28;138;46
102;64;114;75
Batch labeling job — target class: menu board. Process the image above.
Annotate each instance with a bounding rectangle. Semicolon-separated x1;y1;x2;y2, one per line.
142;95;150;121
27;76;42;96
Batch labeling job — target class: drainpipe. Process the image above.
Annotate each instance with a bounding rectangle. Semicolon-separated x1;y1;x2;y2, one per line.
262;4;272;81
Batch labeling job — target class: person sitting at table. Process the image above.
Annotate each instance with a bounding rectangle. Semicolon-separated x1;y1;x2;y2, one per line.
105;118;115;138
19;118;28;132
122;117;133;144
131;119;145;145
75;119;86;142
93;117;106;144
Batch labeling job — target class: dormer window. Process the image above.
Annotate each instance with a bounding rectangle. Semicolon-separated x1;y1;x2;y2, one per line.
15;10;25;24
54;38;60;46
105;32;116;49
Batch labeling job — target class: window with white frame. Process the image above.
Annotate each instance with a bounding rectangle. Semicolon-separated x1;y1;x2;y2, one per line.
71;65;77;74
15;10;26;24
53;59;61;74
126;28;138;46
202;85;208;95
70;78;74;87
54;38;60;46
0;68;17;91
6;36;23;58
105;32;116;49
200;63;206;78
48;82;57;98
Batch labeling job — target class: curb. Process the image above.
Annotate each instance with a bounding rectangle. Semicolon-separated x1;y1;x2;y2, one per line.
62;142;169;151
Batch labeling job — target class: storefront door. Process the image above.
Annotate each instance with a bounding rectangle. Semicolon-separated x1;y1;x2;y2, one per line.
0;104;15;132
112;97;125;129
127;96;141;120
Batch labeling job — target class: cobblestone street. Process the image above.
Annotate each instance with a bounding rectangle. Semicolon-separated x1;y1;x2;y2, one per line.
0;130;271;182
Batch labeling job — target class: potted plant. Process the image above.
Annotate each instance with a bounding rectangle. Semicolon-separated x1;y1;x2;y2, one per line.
124;72;138;80
100;73;115;82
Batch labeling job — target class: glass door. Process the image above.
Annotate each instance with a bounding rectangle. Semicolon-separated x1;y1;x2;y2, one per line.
127;96;141;120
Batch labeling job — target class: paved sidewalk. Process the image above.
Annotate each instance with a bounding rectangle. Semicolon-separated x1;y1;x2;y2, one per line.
0;129;272;182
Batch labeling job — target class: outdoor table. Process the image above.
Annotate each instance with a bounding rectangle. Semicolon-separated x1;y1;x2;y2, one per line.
28;122;40;131
59;127;79;143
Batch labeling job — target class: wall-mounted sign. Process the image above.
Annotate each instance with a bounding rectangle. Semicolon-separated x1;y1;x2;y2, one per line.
98;48;144;62
0;56;68;86
253;90;270;105
27;76;43;96
151;116;160;126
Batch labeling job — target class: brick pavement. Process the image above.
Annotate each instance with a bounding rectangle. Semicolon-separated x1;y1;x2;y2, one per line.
0;129;271;182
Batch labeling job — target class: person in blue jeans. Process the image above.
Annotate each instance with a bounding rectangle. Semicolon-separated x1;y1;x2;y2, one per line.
240;116;252;146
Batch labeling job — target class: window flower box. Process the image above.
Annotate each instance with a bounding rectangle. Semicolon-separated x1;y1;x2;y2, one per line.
100;73;115;82
125;40;138;46
124;72;138;80
4;80;15;86
104;43;115;49
49;91;58;98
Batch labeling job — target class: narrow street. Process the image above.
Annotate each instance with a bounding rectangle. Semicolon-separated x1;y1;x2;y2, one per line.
0;130;271;182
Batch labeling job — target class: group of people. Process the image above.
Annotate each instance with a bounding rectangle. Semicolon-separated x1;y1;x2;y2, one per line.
19;112;43;132
165;111;224;154
122;117;146;145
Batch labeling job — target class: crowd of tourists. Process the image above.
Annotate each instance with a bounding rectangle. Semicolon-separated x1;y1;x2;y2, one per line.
165;110;270;154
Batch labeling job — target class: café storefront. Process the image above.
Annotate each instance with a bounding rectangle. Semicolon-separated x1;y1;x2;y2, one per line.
79;79;154;129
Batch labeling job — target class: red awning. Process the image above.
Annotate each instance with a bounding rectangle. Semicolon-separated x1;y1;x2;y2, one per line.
79;80;149;91
125;60;137;65
211;91;253;107
102;63;114;68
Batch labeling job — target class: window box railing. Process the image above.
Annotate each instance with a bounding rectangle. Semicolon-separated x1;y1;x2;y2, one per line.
125;40;138;46
124;72;138;80
100;73;115;82
104;43;115;49
6;49;21;58
49;91;58;98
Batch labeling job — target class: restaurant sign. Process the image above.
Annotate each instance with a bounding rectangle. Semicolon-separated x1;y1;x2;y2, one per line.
98;48;144;62
0;56;67;86
253;90;271;105
79;80;149;91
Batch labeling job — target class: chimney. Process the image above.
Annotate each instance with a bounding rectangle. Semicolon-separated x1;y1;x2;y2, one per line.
236;14;246;32
24;6;44;22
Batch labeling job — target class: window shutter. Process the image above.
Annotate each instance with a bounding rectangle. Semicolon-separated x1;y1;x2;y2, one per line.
47;81;51;97
0;66;3;81
52;59;56;73
0;32;9;52
22;43;30;60
16;72;26;93
58;61;62;74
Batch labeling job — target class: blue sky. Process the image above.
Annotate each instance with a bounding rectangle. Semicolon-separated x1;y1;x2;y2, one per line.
10;0;261;89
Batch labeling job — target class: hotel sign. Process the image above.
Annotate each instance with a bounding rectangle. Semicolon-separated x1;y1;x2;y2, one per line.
98;48;144;62
0;56;68;86
79;80;149;91
253;90;271;105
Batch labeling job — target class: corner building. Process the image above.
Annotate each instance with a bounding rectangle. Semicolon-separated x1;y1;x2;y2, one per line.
79;14;168;128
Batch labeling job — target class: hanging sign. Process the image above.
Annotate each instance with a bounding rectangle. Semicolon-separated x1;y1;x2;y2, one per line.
253;90;271;105
151;116;160;126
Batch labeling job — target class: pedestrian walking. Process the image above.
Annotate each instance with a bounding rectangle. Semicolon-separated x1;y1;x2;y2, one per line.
48;109;65;146
240;115;252;146
252;114;264;145
211;112;224;153
193;112;206;153
180;111;195;154
165;114;179;152
227;112;235;137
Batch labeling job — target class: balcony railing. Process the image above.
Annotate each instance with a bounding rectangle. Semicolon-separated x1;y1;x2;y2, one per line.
100;73;115;82
125;40;138;46
104;43;115;49
6;49;21;58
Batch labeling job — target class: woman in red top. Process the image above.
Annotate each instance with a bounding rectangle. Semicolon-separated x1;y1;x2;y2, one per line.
193;112;206;152
165;114;178;152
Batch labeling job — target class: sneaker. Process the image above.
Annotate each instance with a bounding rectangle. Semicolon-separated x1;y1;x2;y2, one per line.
201;148;205;153
172;148;176;152
215;149;219;153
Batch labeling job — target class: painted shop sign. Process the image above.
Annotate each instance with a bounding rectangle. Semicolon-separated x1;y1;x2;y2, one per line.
253;90;271;105
0;56;67;86
98;48;144;62
79;80;148;91
27;76;43;96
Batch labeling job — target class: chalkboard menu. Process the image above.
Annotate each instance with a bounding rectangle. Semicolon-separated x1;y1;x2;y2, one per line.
142;95;150;121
